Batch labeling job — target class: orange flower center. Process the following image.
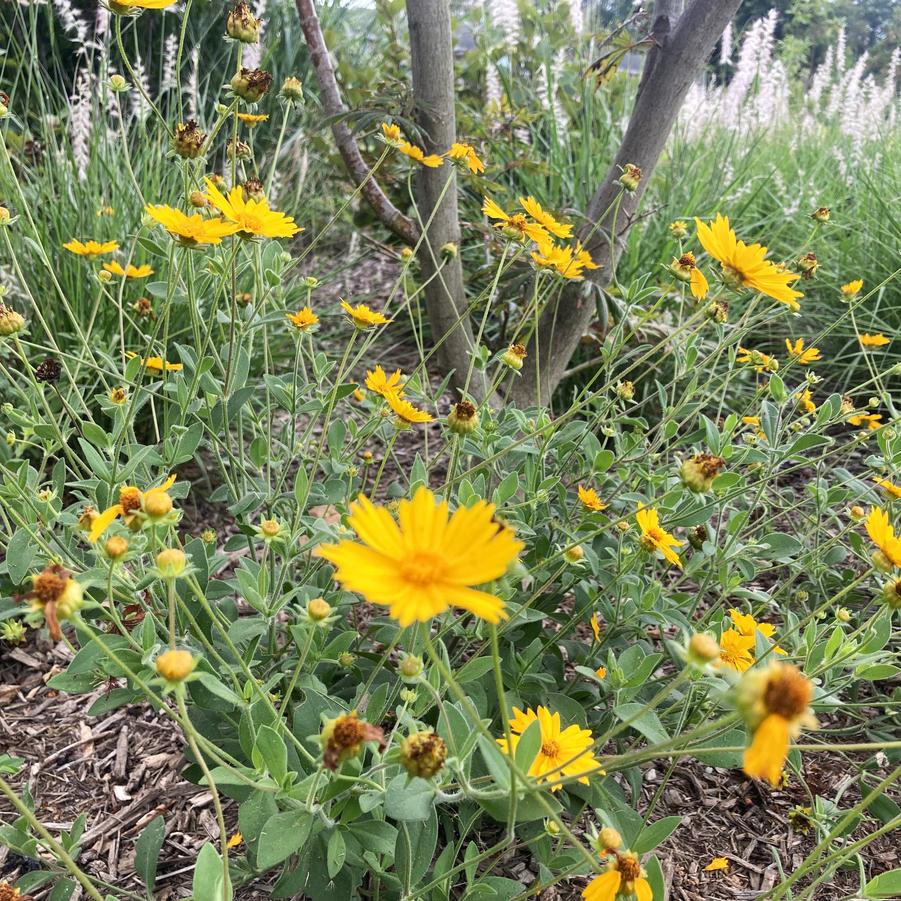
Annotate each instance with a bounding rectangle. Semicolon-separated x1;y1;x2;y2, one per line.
119;486;142;514
617;853;641;881
764;666;812;718
541;740;561;758
401;552;446;586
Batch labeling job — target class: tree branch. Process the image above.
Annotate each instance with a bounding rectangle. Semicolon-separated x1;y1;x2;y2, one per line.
295;0;420;245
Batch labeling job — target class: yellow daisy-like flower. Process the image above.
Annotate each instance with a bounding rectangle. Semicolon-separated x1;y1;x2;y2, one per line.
583;851;652;901
737;346;778;373
124;351;183;372
381;122;402;143
729;608;787;656
145;205;240;246
237;113;269;126
365;365;405;399
717;628;755;672
705;857;729;872
447;142;486;174
518;196;572;239
841;279;863;296
64;239;119;257
109;0;177;8
315;486;523;626
340;299;391;329
785;338;821;364
397;140;444;168
849;412;882;430
482;197;550;244
595;665;607;679
103;261;154;279
866;506;901;567
497;706;602;791
695;214;803;309
578;485;608;512
88;474;177;542
796;388;816;414
740;661;817;786
670;251;709;300
873;477;901;500
859;333;890;348
386;391;433;426
636;507;683;568
286;307;319;332
531;238;599;281
204;178;301;239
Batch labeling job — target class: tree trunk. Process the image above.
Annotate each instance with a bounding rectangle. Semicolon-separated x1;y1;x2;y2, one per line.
512;0;743;407
405;0;488;402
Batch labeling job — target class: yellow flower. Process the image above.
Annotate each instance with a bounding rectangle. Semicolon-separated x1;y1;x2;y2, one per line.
595;665;607;679
518;196;572;239
841;279;863;296
124;351;183;372
670;252;709;300
865;507;901;568
859;333;890;348
497;706;602;791
286;307;319;332
88;474;177;542
590;613;601;642
531;238;599;280
63;239;119;257
740;662;816;786
705;857;729;872
226;832;244;849
204;178;301;239
237;113;268;126
796;388;816;414
636;507;683;568
103;261;153;279
482;197;550;244
447;142;485;174
784;338;821;364
578;485;608;512
873;477;901;499
695;214;803;309
718;628;755;672
145;204;240;246
583;851;652;901
397;140;444;167
737;346;778;373
386;392;433;426
340;299;391;328
315;486;523;626
381;122;402;143
729;608;786;655
365;365;405;399
849;412;882;431
110;0;177;8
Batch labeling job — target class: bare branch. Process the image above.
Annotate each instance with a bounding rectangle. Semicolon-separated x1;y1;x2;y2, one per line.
295;0;420;245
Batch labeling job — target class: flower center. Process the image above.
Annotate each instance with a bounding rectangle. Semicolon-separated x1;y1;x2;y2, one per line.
540;740;561;758
241;214;263;233
400;552;446;586
721;264;745;289
764;665;812;719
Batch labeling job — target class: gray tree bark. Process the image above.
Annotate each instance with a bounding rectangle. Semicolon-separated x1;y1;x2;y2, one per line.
511;0;744;407
405;0;488;402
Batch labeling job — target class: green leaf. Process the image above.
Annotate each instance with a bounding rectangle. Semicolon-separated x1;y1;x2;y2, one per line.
455;657;495;684
865;868;901;898
384;773;435;821
256;809;314;869
253;726;289;784
634;815;682;853
346;820;398;857
612;704;669;744
5;528;37;584
134;815;166;891
513;718;542;774
192;842;228;901
757;532;803;560
326;829;346;878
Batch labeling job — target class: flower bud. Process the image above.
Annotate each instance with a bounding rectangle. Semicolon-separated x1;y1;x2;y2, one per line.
189;190;208;208
797;252;818;279
230;67;272;103
669;220;689;239
564;544;585;563
156;648;196;682
259;518;283;541
109;74;129;92
226;1;262;43
400;246;414;260
144;490;173;519
0;304;25;336
307;597;332;621
835;607;851;623
873;550;895;573
338;651;356;667
173;120;207;159
618;163;641;191
501;343;527;371
227;137;251;160
705;300;728;323
598;827;622;852
156;548;187;579
399;654;424;680
680;453;725;493
810;207;830;223
0;207;11;224
0;620;27;644
688;633;720;665
615;380;634;401
399;731;447;779
440;241;458;259
447;401;479;435
97;269;112;284
849;505;865;521
201;528;217;543
281;76;303;102
105;535;129;559
882;579;901;610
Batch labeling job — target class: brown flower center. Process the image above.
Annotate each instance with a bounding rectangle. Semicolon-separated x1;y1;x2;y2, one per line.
764;665;812;719
32;565;70;603
400;552;445;586
119;486;142;514
541;740;561;758
617;853;642;881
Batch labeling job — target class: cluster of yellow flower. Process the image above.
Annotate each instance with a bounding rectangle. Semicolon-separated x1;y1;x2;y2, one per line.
381;122;486;173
